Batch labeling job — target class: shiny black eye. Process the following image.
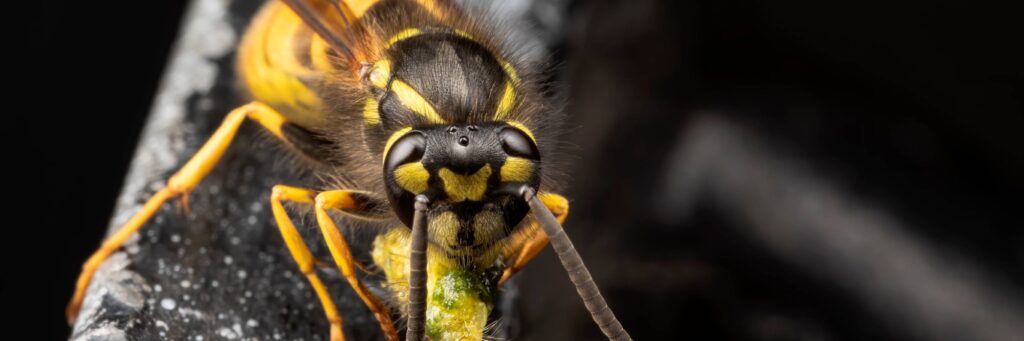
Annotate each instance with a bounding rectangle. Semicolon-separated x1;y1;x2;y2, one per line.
500;127;540;160
385;132;426;171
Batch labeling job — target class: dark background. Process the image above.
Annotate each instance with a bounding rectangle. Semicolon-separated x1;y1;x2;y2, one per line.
13;0;1022;340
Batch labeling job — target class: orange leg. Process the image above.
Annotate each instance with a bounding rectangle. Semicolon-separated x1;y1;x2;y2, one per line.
499;192;570;285
315;190;400;341
67;102;289;323
272;186;399;341
271;186;351;341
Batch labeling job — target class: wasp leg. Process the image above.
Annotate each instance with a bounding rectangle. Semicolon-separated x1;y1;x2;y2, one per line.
314;190;400;341
271;185;352;341
67;101;292;323
499;192;570;285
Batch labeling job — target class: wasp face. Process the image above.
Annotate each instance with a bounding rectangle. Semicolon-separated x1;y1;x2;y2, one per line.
383;123;540;257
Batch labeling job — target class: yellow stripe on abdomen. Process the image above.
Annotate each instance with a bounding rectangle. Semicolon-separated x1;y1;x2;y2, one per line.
237;1;334;128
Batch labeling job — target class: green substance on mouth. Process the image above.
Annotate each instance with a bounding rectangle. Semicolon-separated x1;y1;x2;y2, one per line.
371;229;502;341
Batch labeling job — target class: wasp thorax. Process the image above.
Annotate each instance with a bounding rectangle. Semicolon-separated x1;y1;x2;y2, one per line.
382;123;540;255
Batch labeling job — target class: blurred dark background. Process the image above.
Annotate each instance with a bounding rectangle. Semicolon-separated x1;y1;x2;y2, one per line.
13;0;1022;340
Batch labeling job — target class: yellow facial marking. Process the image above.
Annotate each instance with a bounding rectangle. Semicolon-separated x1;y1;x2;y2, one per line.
506;121;536;143
500;157;534;183
368;59;392;89
394;162;431;194
494;81;516;120
364;97;380;125
438;165;492;202
501;61;520;85
386;28;422;48
382;127;413;162
390;79;446;124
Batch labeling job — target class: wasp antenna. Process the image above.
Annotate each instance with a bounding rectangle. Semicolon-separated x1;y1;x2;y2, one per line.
407;194;430;341
521;186;632;341
280;0;360;65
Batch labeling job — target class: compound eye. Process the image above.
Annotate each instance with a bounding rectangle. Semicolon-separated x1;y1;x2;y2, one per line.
385;132;426;171
500;127;540;160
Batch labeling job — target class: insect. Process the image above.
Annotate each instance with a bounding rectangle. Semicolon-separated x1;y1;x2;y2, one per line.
67;0;629;340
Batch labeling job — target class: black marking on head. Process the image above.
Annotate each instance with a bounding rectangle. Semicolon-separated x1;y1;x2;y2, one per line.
384;31;507;125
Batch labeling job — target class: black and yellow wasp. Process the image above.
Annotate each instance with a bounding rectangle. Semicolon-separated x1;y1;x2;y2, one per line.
67;0;628;340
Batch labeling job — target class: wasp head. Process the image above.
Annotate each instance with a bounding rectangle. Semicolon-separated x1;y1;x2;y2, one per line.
382;122;540;257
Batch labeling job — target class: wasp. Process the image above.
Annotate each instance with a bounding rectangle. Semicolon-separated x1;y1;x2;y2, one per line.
67;0;629;340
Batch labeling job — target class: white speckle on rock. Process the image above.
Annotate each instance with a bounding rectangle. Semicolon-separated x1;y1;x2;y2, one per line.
171;234;182;243
160;298;177;310
154;284;162;293
246;319;259;328
179;307;206;319
211;280;219;288
180;280;192;288
231;236;241;245
224;256;234;265
218;327;238;339
155;320;169;330
238;270;247;279
125;233;141;254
